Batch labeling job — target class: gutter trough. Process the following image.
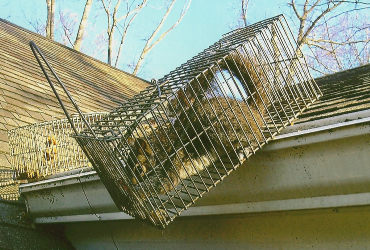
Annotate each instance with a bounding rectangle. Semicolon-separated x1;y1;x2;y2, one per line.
20;111;370;223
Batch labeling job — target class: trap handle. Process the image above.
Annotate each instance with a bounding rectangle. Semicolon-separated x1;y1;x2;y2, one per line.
29;41;97;137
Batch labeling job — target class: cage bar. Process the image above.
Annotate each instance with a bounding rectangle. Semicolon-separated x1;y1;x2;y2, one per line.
10;14;321;228
71;15;321;228
8;113;107;180
0;169;19;201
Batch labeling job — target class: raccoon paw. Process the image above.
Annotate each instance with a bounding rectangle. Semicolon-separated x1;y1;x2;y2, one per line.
237;147;251;161
149;208;168;226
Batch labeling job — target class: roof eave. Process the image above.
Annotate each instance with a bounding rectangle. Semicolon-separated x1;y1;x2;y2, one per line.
19;109;370;223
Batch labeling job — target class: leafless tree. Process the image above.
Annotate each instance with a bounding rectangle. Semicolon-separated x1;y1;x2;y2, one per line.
17;0;192;77
235;0;370;75
101;0;148;66
74;0;94;51
241;0;250;27
21;12;45;36
46;0;55;39
112;0;148;68
59;9;73;46
57;0;94;51
100;0;191;74
305;11;370;73
31;0;93;51
287;0;370;75
132;0;192;75
229;0;250;29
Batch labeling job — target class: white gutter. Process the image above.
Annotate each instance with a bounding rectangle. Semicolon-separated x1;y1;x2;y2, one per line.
20;110;370;223
35;192;370;223
21;115;370;191
21;110;370;188
275;112;370;140
279;109;370;135
263;115;370;151
20;170;98;191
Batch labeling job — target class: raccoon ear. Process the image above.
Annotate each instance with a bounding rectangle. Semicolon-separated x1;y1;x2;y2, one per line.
46;136;51;145
127;137;135;146
140;140;147;148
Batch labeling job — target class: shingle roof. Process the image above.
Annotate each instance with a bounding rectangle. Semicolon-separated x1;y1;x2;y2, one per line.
0;18;149;170
297;64;370;123
1;18;370;198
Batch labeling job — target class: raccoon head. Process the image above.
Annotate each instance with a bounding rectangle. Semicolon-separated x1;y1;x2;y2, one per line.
46;135;57;147
126;137;156;184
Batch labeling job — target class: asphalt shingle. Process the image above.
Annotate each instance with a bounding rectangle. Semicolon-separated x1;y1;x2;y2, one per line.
297;64;370;123
0;18;149;169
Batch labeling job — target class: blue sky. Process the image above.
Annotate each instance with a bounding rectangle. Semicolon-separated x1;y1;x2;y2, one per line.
0;0;291;80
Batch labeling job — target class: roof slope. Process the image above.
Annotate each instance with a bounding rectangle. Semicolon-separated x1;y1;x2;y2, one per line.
0;19;149;169
297;64;370;123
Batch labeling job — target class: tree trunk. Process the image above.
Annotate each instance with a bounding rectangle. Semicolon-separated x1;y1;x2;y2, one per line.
108;29;114;65
51;0;55;40
74;0;93;51
46;0;55;40
46;0;51;38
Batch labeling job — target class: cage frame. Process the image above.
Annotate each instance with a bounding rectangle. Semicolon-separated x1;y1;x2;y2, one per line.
8;112;108;180
26;14;322;228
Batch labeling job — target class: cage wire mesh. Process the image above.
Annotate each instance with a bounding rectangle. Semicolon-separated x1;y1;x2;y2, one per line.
8;113;107;181
0;169;19;201
28;14;321;228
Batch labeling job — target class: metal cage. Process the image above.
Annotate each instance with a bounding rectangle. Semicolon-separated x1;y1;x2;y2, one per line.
29;15;321;228
0;169;19;201
8;113;107;180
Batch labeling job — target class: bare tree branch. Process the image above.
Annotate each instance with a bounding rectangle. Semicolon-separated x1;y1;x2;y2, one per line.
59;9;76;46
62;25;74;47
283;0;370;75
101;0;148;65
241;0;249;27
114;0;148;67
133;0;192;75
116;2;145;23
307;38;370;46
289;0;302;19
294;0;343;49
324;18;344;70
21;9;45;35
313;6;370;29
306;50;338;73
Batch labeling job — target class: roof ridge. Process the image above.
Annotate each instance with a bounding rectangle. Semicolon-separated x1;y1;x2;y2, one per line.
0;18;150;84
314;63;370;82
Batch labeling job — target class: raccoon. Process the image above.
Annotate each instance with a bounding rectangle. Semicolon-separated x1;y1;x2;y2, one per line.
17;168;40;181
44;135;57;162
125;52;268;196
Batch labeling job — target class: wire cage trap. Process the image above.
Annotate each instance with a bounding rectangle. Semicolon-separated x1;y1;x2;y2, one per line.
29;15;321;228
0;169;19;201
8;113;107;180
